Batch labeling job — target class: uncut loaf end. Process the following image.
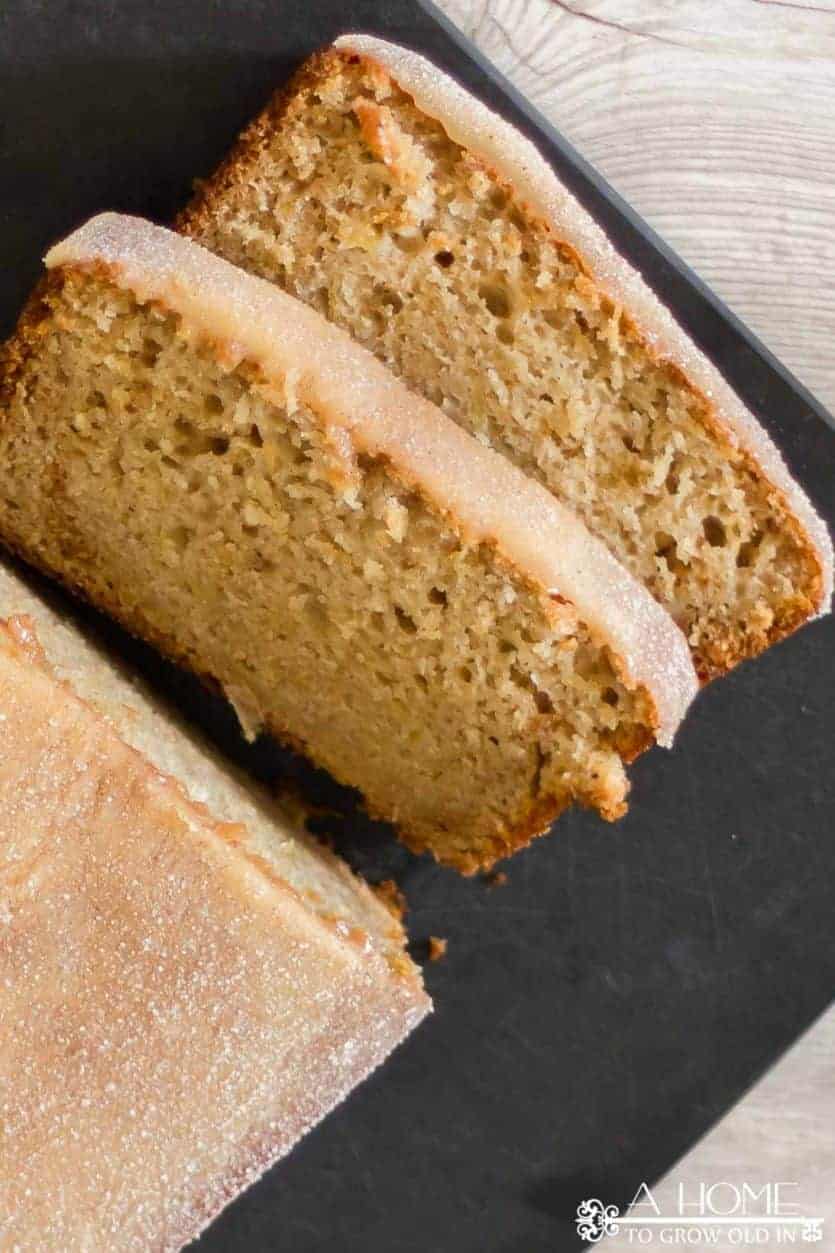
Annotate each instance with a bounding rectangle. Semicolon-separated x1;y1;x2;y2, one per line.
0;214;697;872
0;557;428;1251
178;36;832;681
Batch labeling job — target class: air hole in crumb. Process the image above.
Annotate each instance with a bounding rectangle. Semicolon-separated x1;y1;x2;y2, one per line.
655;531;683;573
479;283;512;319
377;285;403;312
170;525;192;552
428;587;447;607
622;434;638;454
574;310;590;333
393;233;423;255
210;436;230;456
205;393;224;416
142;339;162;367
737;531;763;568
394;606;418;634
459;665;473;683
496;323;515;345
703;515;726;547
489;188;508;211
509;663;530;690
434;250;455;268
143;438;158;453
249;424;264;448
88;390;106;409
534;688;554;715
602;687;619;707
539;393;554;404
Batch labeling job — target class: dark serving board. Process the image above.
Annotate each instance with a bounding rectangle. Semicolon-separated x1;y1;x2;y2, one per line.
2;2;833;1250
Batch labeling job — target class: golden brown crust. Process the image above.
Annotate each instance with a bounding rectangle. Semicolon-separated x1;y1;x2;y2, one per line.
178;46;826;682
0;272;60;411
177;47;342;238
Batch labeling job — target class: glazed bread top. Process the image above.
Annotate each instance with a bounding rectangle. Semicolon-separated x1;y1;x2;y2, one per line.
46;213;698;743
0;605;428;1250
334;35;833;611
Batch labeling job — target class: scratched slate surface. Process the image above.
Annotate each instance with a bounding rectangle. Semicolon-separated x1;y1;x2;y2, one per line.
1;2;834;1250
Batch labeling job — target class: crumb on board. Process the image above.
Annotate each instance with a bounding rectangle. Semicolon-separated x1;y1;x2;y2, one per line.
428;935;448;963
484;870;508;890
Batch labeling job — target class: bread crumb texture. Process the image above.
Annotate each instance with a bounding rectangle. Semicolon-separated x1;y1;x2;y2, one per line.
0;269;657;872
180;49;825;680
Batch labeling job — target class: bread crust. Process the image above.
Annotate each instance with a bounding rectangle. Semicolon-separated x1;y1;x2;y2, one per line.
178;45;828;682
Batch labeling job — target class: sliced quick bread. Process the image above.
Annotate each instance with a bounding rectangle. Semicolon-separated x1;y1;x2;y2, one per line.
178;36;832;680
0;215;696;872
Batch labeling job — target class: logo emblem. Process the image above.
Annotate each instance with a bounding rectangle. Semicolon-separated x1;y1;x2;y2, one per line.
575;1197;620;1243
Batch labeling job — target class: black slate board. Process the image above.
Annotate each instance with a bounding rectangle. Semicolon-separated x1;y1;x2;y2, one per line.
1;3;833;1250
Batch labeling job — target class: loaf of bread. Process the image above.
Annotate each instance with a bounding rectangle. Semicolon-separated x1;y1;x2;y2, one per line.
0;214;696;873
178;35;832;680
0;557;428;1250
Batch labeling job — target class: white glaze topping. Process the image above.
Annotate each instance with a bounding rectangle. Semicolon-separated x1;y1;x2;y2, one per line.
0;611;428;1250
47;213;698;743
335;34;833;611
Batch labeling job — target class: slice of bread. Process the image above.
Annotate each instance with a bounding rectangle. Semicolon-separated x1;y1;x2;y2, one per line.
178;36;832;681
0;214;696;873
0;561;428;1250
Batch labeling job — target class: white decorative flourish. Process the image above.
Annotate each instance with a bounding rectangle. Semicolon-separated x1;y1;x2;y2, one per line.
575;1197;621;1243
802;1219;823;1243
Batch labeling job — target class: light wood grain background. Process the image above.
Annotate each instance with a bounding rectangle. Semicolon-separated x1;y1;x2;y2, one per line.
438;0;835;414
433;1;835;1243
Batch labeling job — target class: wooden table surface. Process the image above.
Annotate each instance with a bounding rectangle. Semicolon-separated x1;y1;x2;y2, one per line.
439;0;835;414
435;0;835;1242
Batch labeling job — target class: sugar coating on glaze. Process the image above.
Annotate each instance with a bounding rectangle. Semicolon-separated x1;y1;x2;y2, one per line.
46;214;698;743
0;612;428;1251
334;34;833;612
